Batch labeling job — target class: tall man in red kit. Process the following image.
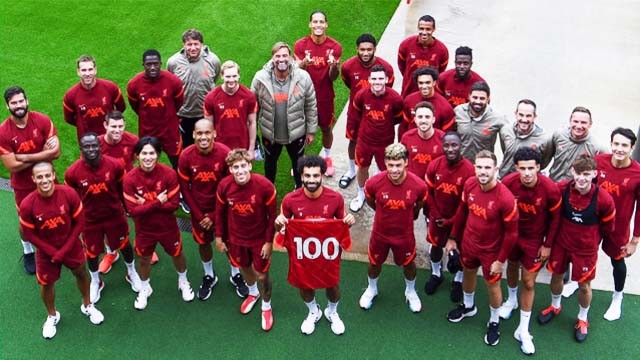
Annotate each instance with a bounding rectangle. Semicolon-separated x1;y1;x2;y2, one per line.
295;10;342;176
348;65;403;212
127;49;184;169
339;33;394;189
358;144;427;314
436;46;487;108
20;162;104;339
397;15;449;97
595;128;640;321
215;149;277;331
275;155;355;335
538;155;616;343
65;133;143;304
123;137;195;310
498;147;561;355
0;86;60;275
446;150;518;347
63;55;126;140
423;131;475;301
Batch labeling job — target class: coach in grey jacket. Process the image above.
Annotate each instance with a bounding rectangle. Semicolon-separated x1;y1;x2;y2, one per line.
251;42;318;188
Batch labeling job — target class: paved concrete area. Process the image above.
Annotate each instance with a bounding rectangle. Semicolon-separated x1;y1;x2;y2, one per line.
326;0;640;294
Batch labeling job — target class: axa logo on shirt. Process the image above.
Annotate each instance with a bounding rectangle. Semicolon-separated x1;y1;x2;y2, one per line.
355;79;370;90
143;97;165;108
600;180;620;197
436;182;459;195
194;171;217;182
40;215;66;230
17;140;37;153
311;56;326;67
411;59;432;69
384;199;407;210
412;153;432;164
517;201;538;215
87;182;108;195
469;203;488;220
220;108;240;119
367;110;386;121
231;203;254;214
85;107;106;118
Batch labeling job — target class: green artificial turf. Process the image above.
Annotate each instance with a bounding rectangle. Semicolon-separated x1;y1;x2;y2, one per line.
0;0;399;202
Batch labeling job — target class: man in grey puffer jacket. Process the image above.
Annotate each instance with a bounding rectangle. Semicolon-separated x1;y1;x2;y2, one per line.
251;42;318;188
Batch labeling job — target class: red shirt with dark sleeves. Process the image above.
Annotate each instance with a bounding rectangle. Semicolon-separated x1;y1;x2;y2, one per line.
501;173;562;247
436;69;486;108
215;174;277;246
452;178;519;262
0;112;57;191
203;85;257;150
352;87;404;147
63;79;126;139
122;164;180;238
365;171;427;244
341;56;395;125
401;128;445;180
399;91;455;138
178;142;230;221
397;36;449;97
19;185;84;258
596;154;640;243
294;36;343;101
126;70;184;139
555;180;616;255
425;156;475;221
98;131;139;171
64;155;126;223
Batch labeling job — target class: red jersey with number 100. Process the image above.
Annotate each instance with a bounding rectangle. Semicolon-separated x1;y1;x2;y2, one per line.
278;219;351;289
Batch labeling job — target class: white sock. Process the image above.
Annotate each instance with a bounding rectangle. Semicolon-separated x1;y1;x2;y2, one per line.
519;310;531;333
248;283;259;296
202;260;214;277
305;298;317;313
141;279;150;289
463;291;475;308
578;305;590;321
367;276;378;293
431;261;442;277
490;306;500;323
454;271;463;282
125;261;135;273
612;291;623;301
358;187;365;200
327;301;338;314
21;240;34;254
348;160;356;175
322;147;331;158
230;266;240;277
261;300;271;310
177;270;188;283
551;293;562;309
507;286;518;304
405;277;416;292
90;271;100;283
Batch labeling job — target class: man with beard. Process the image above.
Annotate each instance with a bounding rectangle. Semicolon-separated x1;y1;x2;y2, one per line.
398;66;455;139
595;128;640;321
446;150;518;347
437;46;487;108
20;162;105;339
123;137;195;310
348;65;403;212
498;147;561;355
178;119;248;300
204;60;257;156
251;42;317;189
424;132;475;301
63;55;126;140
400;101;444;181
339;33;394;189
215;149;277;331
275;155;355;335
0;86;60;275
538;155;615;343
455;82;508;161
65;133;143;303
127;49;184;170
295;10;342;177
397;15;449;97
498;99;550;178
168;29;221;149
358;144;427;313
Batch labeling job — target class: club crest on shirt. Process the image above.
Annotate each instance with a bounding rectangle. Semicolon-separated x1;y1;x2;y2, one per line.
155;181;162;191
405;190;412;200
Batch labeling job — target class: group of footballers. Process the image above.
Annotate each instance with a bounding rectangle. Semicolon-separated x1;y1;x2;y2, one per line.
0;9;638;356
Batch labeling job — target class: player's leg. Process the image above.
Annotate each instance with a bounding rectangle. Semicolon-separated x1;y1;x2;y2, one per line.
40;283;59;339
133;240;154;310
350;142;371;211
575;280;592;342
498;260;520;319
604;257;626;320
403;260;422;313
120;242;142;292
70;263;104;325
171;250;194;302
192;225;218;301
514;267;537;354
300;288;321;335
263;139;283;184
83;226;105;303
285;136;306;188
338;140;357;189
15;191;36;275
324;286;344;334
86;256;104;304
447;265;479;322
484;277;502;346
425;230;445;295
256;267;273;331
318;100;335;176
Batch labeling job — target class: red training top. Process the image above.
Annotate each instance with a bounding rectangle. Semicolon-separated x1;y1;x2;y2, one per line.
203;85;257;150
63;79;125;139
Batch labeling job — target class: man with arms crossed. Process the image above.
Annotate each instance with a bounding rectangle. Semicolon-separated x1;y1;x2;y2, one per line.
498;147;561;354
358;144;427;314
215;149;277;331
20;162;104;339
595;128;640;320
1;86;60;274
275;156;355;335
446;150;518;347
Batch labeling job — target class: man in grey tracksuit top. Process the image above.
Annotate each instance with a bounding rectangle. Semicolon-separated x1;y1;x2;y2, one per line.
251;42;318;188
